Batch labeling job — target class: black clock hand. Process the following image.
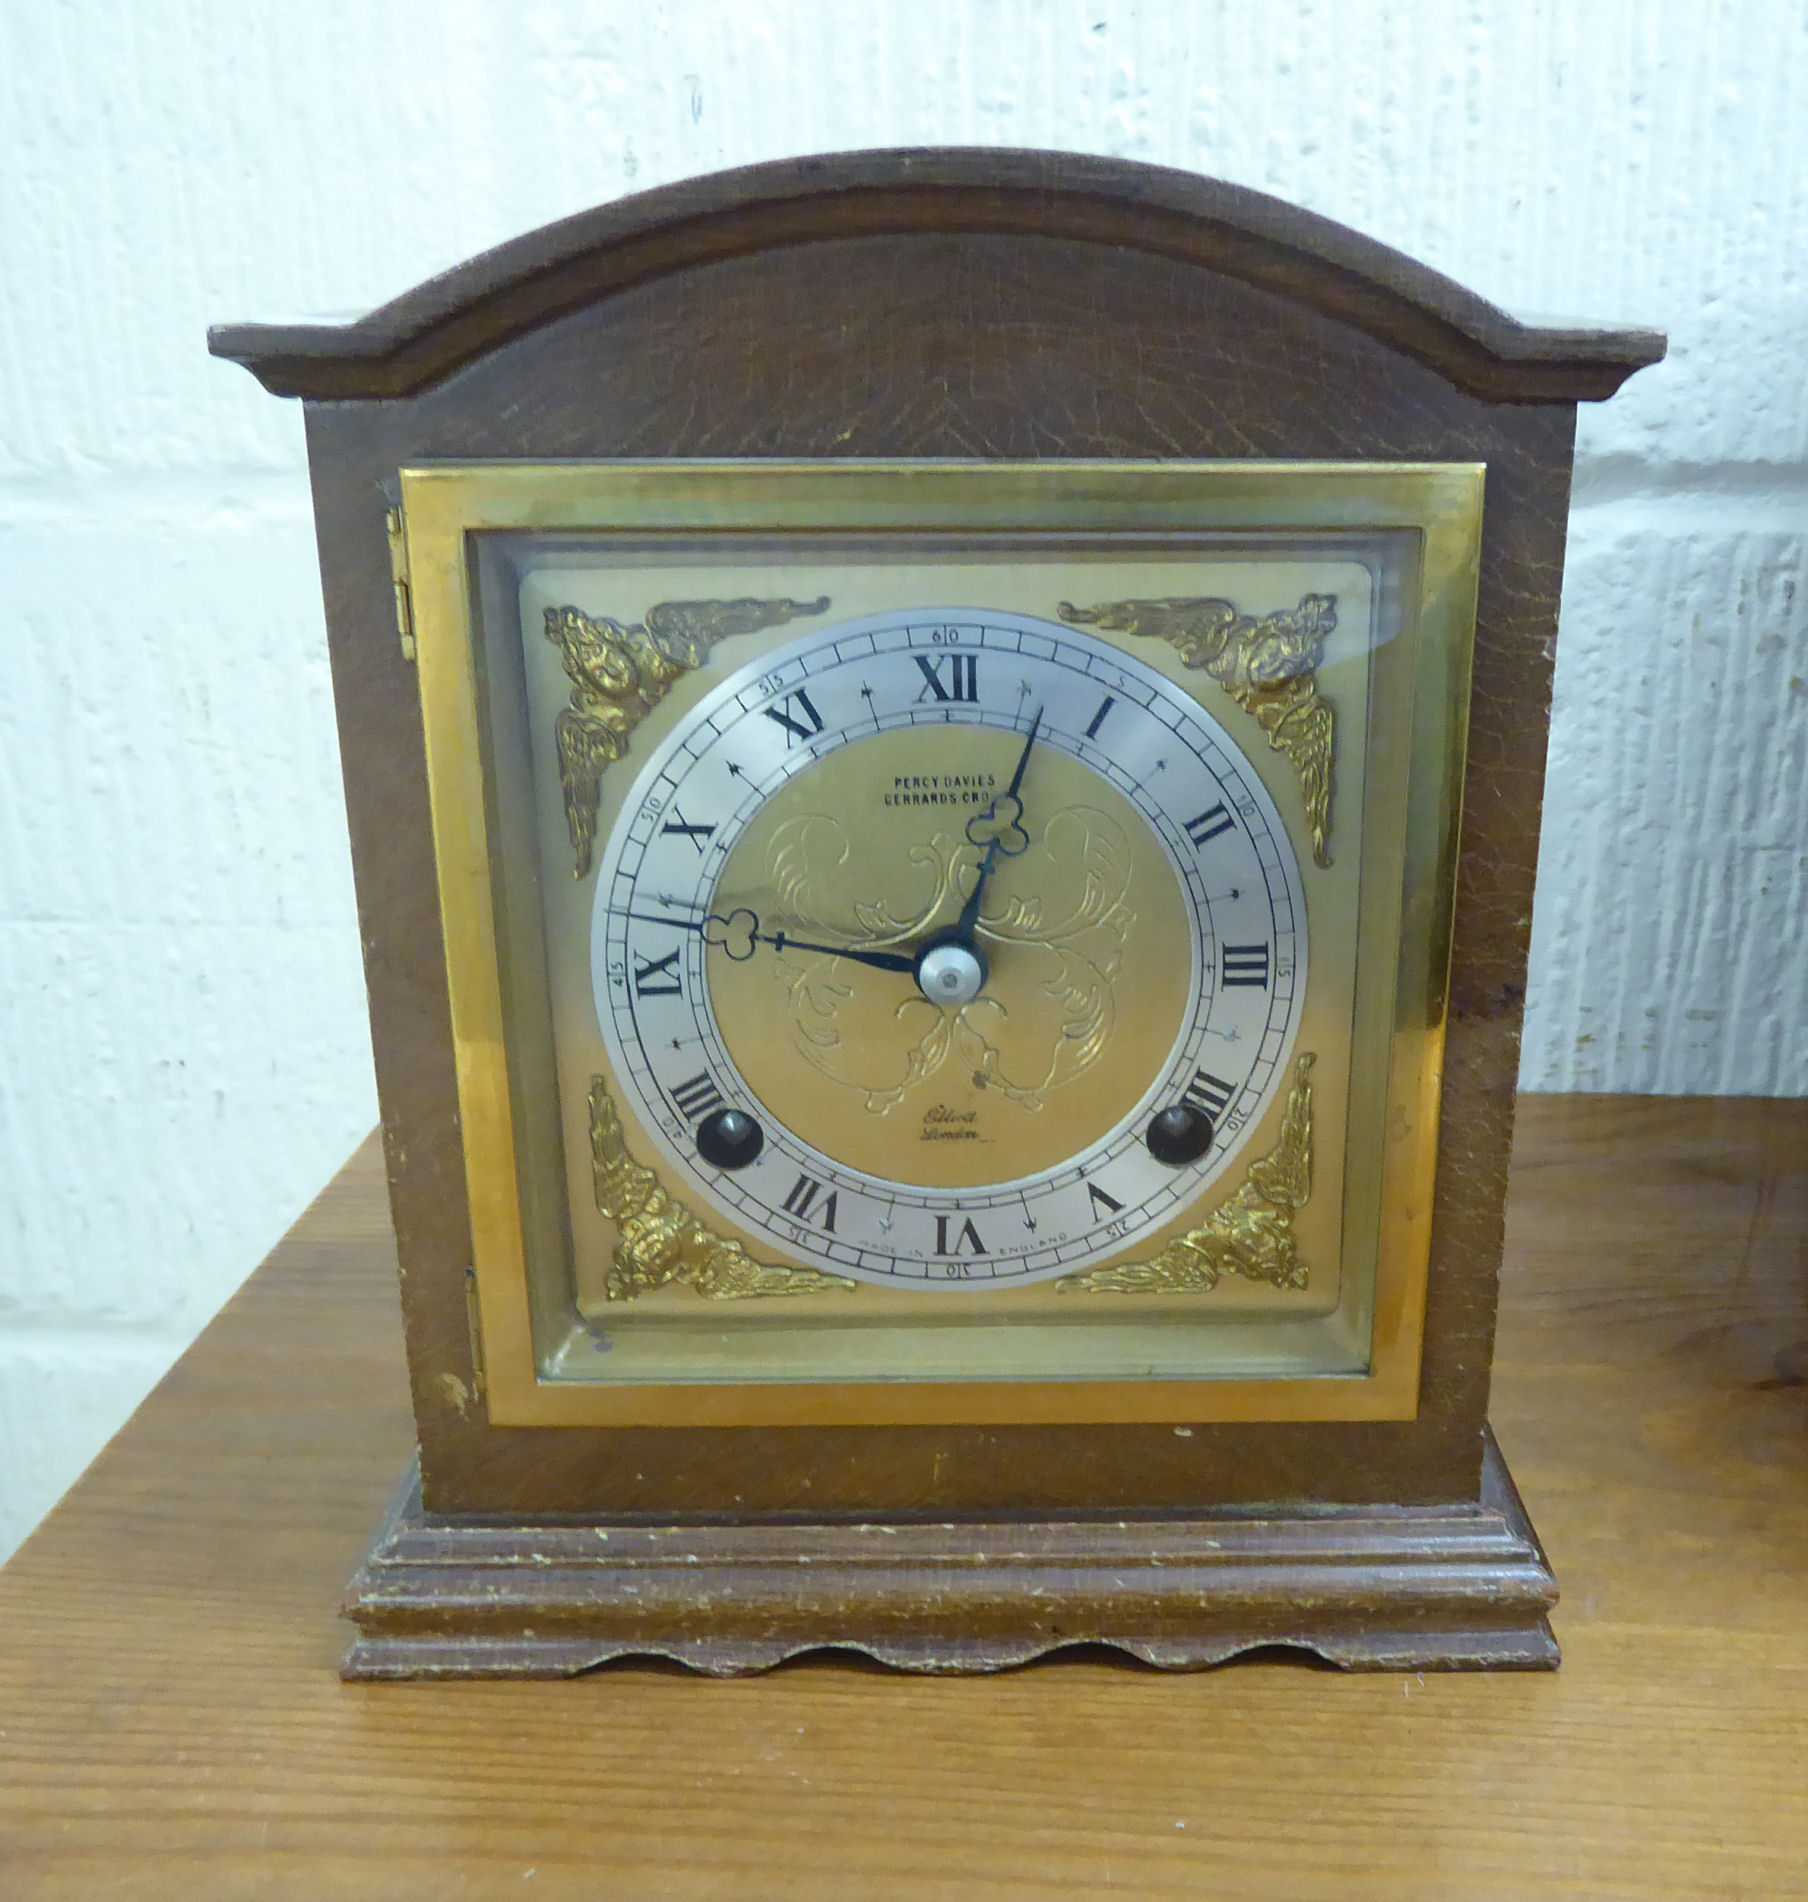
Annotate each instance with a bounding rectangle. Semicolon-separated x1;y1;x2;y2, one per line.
617;907;917;975
953;706;1042;942
760;928;917;972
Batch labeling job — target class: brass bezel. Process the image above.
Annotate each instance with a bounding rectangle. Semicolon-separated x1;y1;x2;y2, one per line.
402;461;1482;1427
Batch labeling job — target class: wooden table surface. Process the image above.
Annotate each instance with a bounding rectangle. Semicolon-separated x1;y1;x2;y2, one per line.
2;1095;1804;1900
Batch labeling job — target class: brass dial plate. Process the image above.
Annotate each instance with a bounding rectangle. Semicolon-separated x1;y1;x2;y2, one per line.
593;610;1305;1287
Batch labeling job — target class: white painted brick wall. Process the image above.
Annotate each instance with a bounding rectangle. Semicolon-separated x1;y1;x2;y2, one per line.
3;0;1804;1560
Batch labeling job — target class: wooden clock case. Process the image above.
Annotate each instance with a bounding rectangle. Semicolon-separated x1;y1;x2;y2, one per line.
212;149;1663;1677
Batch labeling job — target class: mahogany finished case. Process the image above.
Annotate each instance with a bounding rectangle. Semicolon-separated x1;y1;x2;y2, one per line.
211;148;1664;1677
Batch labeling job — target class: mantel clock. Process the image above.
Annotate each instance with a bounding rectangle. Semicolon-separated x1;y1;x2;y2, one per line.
212;150;1662;1676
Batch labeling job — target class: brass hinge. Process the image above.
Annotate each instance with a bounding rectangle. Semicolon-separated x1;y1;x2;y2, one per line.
386;505;417;662
463;1268;489;1402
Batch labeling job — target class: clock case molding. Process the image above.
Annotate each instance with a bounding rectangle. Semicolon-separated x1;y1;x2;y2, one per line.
213;148;1663;1677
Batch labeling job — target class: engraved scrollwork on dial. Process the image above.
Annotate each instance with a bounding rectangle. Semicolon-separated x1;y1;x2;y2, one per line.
588;1077;857;1301
759;804;1137;1114
1058;595;1337;867
1058;1052;1316;1294
545;596;831;877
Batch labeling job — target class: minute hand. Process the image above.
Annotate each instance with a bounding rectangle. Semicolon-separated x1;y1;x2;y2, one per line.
954;707;1042;941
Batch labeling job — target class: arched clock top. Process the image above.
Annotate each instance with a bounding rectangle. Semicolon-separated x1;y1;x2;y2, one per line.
208;147;1664;404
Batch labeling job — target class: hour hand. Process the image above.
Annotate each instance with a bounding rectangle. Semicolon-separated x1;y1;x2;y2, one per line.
760;930;917;974
619;902;916;975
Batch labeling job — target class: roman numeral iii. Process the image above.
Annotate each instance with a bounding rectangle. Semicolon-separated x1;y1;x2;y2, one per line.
1220;943;1271;988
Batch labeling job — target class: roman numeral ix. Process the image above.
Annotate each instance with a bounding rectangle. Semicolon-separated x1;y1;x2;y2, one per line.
632;949;683;997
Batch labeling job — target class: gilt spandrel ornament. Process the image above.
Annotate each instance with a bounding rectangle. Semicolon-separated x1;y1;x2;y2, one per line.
1060;1053;1316;1295
1059;595;1338;866
588;1077;857;1301
545;597;831;877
